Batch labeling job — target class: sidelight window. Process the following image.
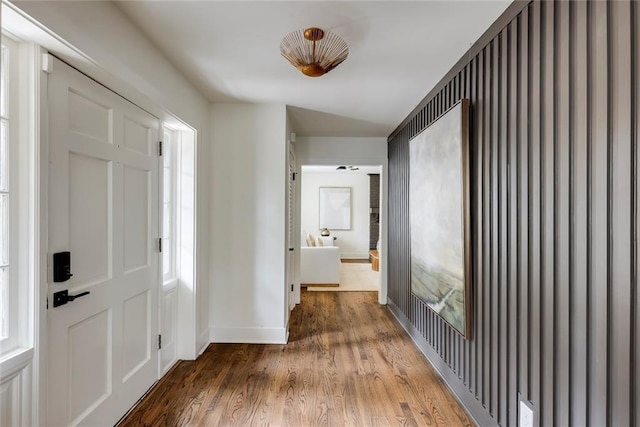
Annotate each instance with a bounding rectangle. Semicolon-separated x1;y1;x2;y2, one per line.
0;34;31;357
162;127;178;285
0;43;9;342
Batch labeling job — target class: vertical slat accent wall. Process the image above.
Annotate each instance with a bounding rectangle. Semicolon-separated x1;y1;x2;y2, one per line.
386;1;639;425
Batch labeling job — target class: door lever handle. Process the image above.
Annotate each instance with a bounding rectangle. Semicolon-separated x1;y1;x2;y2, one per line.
52;290;90;308
68;291;90;301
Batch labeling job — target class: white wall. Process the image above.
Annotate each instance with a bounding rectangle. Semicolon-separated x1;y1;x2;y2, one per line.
210;103;289;344
301;170;371;259
295;136;387;165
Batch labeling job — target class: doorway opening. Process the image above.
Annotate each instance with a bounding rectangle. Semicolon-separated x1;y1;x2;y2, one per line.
297;164;385;299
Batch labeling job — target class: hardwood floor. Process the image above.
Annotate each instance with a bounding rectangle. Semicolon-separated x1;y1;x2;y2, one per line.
119;291;473;426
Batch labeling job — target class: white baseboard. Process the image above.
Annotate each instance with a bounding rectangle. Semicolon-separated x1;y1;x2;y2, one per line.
210;326;288;344
340;252;370;259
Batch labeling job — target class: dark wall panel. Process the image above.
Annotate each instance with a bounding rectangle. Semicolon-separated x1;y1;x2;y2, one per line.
369;174;380;249
386;1;639;425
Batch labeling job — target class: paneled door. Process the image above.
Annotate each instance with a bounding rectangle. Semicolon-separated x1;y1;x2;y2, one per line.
47;57;160;426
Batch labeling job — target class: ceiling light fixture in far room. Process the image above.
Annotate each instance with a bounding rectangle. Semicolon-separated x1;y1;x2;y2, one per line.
280;27;349;77
336;165;359;171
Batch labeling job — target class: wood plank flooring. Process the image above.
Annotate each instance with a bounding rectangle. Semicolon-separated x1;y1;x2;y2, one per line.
119;291;474;426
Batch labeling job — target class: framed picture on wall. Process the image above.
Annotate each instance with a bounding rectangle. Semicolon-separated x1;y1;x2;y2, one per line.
409;98;472;339
319;187;351;230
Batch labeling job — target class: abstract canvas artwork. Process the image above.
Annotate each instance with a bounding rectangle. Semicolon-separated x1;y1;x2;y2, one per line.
319;187;351;230
409;99;472;338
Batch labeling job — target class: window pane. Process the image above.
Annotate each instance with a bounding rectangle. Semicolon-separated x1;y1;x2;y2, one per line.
0;267;7;340
0;194;7;266
162;129;175;282
0;45;6;118
0;120;7;192
163;132;171;166
162;238;170;276
163;203;171;239
163;142;171;167
163;169;171;203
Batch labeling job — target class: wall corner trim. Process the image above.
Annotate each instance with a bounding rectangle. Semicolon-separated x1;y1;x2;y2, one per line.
387;299;497;427
197;328;211;356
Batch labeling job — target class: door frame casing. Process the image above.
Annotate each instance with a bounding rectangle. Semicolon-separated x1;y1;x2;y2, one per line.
160;123;198;363
286;141;297;314
294;157;389;306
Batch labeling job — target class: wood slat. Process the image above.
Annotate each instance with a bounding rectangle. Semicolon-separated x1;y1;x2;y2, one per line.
589;1;610;425
609;1;633;425
634;3;640;425
517;7;530;406
490;36;499;419
528;0;543;411
507;18;519;427
570;2;589;424
482;44;491;410
555;1;571;425
541;2;556;425
498;28;509;427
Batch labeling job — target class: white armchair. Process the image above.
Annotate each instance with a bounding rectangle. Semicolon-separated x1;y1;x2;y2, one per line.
300;246;340;286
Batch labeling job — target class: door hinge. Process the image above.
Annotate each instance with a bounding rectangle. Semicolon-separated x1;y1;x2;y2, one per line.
158;140;163;156
42;53;54;74
158;238;162;253
157;334;162;350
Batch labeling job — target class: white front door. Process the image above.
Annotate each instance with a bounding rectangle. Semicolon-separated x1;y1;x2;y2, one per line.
47;57;160;426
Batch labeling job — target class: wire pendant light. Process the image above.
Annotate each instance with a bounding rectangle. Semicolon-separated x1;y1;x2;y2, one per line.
280;27;349;77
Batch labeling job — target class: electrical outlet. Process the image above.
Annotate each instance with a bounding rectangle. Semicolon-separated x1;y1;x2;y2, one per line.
519;398;535;427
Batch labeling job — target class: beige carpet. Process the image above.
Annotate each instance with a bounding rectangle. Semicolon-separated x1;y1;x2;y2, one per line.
306;261;380;292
